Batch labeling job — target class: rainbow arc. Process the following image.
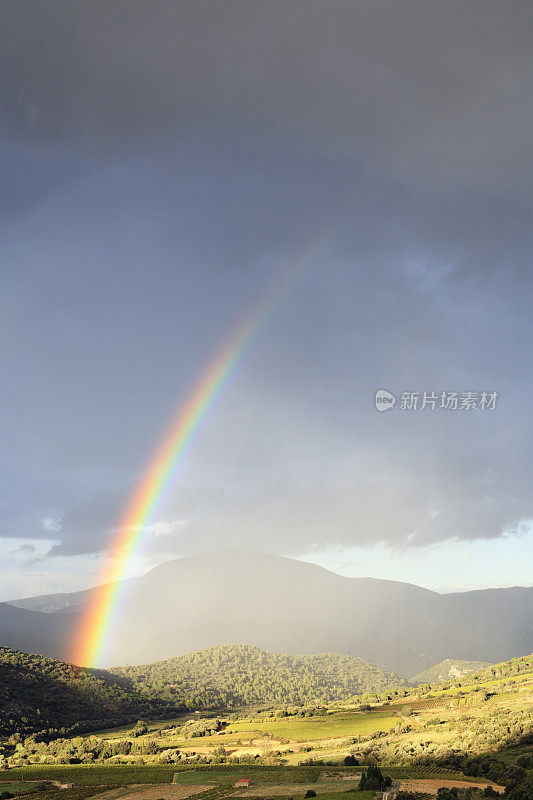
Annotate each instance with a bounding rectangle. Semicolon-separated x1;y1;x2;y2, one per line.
71;226;336;667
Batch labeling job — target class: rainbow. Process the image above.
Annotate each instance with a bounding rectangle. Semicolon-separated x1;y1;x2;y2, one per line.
71;228;334;667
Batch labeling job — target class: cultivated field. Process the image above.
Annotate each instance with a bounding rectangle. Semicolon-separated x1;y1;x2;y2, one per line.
0;766;179;785
87;785;216;800
224;711;398;742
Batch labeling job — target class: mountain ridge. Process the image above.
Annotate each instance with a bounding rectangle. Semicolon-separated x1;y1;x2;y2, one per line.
7;550;446;614
3;550;533;675
10;550;532;615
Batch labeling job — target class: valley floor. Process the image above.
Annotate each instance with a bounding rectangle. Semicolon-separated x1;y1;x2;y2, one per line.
1;656;531;799
0;768;507;800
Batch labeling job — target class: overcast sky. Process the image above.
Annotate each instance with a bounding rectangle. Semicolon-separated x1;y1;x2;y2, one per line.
1;0;532;598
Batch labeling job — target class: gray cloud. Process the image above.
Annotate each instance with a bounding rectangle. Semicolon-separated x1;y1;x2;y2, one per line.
46;490;130;557
40;387;533;558
1;1;533;193
0;1;532;581
43;466;533;560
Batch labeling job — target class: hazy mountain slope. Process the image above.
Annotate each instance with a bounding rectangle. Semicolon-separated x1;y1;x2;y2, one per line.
6;551;533;674
0;603;78;661
411;658;492;685
8;587;103;614
0;646;175;738
9;578;134;615
112;643;409;708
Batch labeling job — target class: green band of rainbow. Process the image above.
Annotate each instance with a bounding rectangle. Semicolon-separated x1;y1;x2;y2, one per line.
71;227;335;667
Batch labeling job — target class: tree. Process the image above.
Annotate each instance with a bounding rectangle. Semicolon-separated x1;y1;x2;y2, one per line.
359;764;389;791
343;755;358;766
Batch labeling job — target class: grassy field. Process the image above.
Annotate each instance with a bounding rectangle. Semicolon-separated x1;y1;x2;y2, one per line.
0;788;100;800
225;711;398;742
0;783;39;794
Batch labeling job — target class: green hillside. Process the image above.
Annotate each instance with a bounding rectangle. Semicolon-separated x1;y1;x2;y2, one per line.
0;651;531;799
409;652;533;696
473;653;533;682
113;644;409;708
0;647;175;739
412;658;492;685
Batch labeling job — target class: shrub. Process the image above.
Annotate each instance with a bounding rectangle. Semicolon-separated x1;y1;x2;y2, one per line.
343;755;358;766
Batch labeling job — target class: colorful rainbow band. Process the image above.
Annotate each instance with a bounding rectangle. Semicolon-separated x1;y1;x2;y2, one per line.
71;226;336;667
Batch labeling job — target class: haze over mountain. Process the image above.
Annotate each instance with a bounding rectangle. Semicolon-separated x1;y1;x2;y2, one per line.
7;551;533;675
0;602;76;662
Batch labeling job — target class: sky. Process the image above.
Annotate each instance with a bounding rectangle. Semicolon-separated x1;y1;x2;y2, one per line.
1;0;532;599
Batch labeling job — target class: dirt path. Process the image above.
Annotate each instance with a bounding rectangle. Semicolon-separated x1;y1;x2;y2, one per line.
397;713;424;727
382;779;399;799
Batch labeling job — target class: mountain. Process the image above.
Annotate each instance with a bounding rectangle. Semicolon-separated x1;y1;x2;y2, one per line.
8;578;134;614
411;658;492;685
0;646;175;738
0;602;78;661
6;551;533;674
112;643;409;708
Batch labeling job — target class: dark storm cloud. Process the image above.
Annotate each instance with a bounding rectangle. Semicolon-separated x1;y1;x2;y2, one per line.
1;0;532;193
46;490;130;557
1;1;532;568
1;147;532;557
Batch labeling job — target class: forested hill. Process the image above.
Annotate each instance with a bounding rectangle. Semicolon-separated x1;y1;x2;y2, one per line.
473;653;533;682
113;644;409;708
412;658;492;685
0;647;175;739
410;652;533;695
